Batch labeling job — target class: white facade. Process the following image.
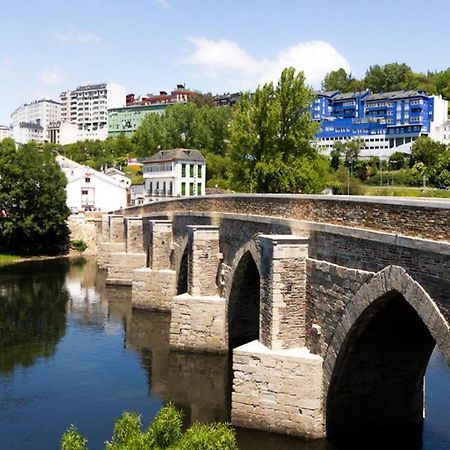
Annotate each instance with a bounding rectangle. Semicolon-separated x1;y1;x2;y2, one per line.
48;122;79;145
13;123;44;145
11;99;61;144
60;82;126;141
429;95;449;141
440;120;450;144
0;125;10;141
143;149;206;201
57;156;128;211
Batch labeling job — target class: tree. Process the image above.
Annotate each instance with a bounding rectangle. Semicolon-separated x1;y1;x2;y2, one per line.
229;67;327;193
364;63;414;93
0;139;70;255
321;68;354;92
410;136;447;167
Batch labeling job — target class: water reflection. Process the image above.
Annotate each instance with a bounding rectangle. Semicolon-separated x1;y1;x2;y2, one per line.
0;259;69;374
0;258;449;450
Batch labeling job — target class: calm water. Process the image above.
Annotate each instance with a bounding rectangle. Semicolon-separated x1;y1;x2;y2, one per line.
0;258;449;449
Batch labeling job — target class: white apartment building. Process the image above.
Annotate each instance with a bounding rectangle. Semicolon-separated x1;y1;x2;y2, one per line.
11;99;61;144
60;82;126;141
143;148;206;201
0;125;10;141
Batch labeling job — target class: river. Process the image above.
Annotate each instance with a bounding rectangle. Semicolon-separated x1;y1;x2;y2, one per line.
0;258;448;449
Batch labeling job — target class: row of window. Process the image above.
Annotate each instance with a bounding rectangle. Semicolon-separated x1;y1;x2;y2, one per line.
144;163;173;173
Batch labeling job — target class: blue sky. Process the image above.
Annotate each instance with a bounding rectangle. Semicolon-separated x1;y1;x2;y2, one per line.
1;0;449;124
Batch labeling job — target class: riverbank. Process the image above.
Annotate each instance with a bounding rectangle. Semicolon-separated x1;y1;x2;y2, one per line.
0;254;21;266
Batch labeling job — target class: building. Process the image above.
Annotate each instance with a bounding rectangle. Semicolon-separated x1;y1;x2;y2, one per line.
213;92;242;107
438;120;450;144
130;183;145;206
0;125;10;141
312;90;449;158
126;84;195;107
109;85;196;138
104;167;131;188
57;155;128;211
143;148;206;201
60;82;126;141
48;121;79;145
11;99;61;144
108;103;167;138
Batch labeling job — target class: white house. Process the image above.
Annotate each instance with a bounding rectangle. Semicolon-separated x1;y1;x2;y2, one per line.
104;167;131;188
57;156;128;211
143;148;206;200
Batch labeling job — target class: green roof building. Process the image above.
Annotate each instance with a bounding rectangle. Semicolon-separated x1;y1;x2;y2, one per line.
108;103;167;138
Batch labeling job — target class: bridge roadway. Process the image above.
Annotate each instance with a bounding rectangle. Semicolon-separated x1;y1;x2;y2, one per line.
97;194;450;439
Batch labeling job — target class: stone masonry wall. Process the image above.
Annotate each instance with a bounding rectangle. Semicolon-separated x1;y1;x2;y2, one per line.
232;341;324;438
309;231;450;323
132;268;176;311
305;259;374;357
170;294;227;353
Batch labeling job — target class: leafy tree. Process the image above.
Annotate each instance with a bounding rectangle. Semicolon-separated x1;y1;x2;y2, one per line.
229;67;327;193
0;139;70;255
364;63;414;93
410;136;447;167
321;68;354;92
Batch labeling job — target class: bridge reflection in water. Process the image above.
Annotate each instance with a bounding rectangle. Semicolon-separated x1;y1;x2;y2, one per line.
0;258;449;449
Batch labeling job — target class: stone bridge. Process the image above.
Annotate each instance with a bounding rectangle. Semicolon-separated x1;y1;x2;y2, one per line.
97;194;450;439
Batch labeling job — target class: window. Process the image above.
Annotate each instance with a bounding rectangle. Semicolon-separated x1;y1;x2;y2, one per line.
197;183;202;195
85;176;90;183
181;182;186;196
198;165;202;177
189;164;194;178
181;164;186;177
81;189;88;195
190;183;194;195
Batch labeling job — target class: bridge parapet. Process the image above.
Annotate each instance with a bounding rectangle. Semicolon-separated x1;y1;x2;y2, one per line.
117;194;450;242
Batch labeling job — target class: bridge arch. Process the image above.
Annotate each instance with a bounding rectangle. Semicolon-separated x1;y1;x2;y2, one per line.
226;240;261;349
324;265;450;438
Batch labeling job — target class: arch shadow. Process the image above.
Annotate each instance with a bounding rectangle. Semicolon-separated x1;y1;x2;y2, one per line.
175;237;189;296
324;265;450;438
226;242;261;349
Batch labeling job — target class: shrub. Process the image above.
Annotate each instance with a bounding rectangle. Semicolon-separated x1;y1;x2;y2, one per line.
61;426;87;450
61;404;237;450
175;423;237;450
70;239;88;253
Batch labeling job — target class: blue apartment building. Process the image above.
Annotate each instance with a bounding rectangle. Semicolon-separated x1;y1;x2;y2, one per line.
312;90;446;157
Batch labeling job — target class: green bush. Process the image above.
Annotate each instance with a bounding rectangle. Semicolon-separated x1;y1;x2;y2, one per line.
70;239;88;253
147;403;183;448
61;404;237;450
61;426;87;450
175;423;237;450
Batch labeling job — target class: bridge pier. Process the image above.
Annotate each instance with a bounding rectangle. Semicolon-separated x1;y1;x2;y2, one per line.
106;217;146;285
231;235;325;438
98;215;126;270
170;225;227;353
132;220;177;311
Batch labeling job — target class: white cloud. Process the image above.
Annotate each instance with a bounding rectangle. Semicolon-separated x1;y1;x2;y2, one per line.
55;29;101;44
182;38;351;90
154;0;170;8
39;68;63;85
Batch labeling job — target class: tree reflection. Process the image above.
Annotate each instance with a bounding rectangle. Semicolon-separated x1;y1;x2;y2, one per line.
0;259;71;374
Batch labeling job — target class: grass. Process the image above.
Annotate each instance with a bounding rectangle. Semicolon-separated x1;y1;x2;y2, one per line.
357;185;450;199
0;254;21;267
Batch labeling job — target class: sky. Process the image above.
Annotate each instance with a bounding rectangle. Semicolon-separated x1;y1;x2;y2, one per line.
1;0;450;124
